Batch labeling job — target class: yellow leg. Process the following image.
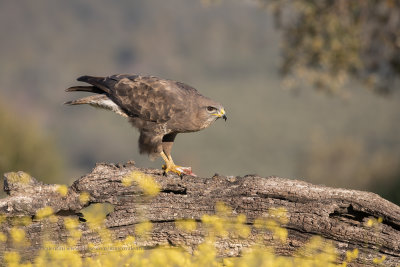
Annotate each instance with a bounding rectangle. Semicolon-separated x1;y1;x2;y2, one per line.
160;151;196;176
167;155;175;165
160;151;183;176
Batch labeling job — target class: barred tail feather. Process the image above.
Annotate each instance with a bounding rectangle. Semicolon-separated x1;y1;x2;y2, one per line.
76;75;111;94
64;95;128;118
65;86;104;94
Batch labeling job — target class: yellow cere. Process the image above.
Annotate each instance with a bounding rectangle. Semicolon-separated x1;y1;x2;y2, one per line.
122;171;160;196
211;108;225;117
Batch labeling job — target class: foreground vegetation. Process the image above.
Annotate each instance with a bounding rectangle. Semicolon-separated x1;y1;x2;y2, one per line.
0;171;389;267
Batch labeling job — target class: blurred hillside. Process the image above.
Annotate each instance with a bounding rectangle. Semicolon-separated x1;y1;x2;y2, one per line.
0;0;399;203
0;101;65;196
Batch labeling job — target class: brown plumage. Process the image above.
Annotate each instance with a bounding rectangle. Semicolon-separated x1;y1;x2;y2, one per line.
65;74;227;176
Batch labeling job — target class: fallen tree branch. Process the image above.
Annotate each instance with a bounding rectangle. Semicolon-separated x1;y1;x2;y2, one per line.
1;162;399;266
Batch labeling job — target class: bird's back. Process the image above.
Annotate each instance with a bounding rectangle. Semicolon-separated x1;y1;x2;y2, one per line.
67;74;200;124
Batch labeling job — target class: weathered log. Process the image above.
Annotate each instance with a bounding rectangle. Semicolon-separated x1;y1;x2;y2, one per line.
0;161;399;266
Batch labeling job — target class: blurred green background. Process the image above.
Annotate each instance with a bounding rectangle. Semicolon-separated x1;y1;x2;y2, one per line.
0;0;399;204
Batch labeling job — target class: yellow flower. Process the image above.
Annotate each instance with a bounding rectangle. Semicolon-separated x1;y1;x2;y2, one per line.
175;219;197;232
122;171;160;196
49;215;58;223
7;172;31;184
201;214;228;237
4;251;20;265
269;207;289;224
0;214;6;225
193;238;218;266
366;217;382;228
235;223;251;238
274;227;288;243
254;218;265;229
79;192;90;204
82;203;114;228
64;217;79;230
215;202;232;216
36;206;54;220
11;216;31;226
56;184;68;197
124;235;135;245
10;227;26;244
0;232;7;242
135;221;153;236
122;175;134;187
345;248;358;262
223;257;235;267
373;255;386;264
232;214;250;238
236;214;246;224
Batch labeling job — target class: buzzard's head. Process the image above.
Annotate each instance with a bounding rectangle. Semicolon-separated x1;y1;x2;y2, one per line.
205;105;227;121
196;97;227;129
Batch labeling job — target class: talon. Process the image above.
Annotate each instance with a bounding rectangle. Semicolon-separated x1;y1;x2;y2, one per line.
160;151;196;177
162;164;196;177
163;164;183;176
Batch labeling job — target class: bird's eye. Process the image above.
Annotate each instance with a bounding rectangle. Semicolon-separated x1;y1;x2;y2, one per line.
207;106;216;112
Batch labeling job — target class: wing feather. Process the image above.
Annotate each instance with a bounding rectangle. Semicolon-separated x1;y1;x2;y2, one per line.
79;75;193;123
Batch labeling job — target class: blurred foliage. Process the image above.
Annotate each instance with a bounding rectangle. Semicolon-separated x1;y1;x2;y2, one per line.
0;100;65;185
298;130;400;204
260;0;400;95
1;194;371;266
0;0;399;204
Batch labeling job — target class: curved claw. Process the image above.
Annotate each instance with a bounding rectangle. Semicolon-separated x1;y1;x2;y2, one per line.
162;164;196;177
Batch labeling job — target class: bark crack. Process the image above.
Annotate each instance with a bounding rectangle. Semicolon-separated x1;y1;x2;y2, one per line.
1;163;400;266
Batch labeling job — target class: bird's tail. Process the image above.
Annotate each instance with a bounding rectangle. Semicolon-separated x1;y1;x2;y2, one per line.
64;96;93;105
64;95;129;117
65;75;111;94
65;86;103;94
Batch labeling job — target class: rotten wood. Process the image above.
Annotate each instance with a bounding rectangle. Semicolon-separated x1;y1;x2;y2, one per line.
0;162;399;266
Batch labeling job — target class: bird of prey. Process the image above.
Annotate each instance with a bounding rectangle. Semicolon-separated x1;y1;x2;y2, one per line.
65;74;227;176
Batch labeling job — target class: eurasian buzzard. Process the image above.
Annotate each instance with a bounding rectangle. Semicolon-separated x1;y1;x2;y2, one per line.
65;74;227;176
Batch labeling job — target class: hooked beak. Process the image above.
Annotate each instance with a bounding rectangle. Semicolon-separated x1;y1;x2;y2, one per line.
212;108;227;121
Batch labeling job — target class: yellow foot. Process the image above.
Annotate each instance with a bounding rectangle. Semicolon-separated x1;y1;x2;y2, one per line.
162;164;196;176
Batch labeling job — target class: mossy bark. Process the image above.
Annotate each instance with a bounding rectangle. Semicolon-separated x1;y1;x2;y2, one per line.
1;162;399;266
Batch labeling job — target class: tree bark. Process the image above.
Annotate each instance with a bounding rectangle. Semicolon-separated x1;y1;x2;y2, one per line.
1;162;399;266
